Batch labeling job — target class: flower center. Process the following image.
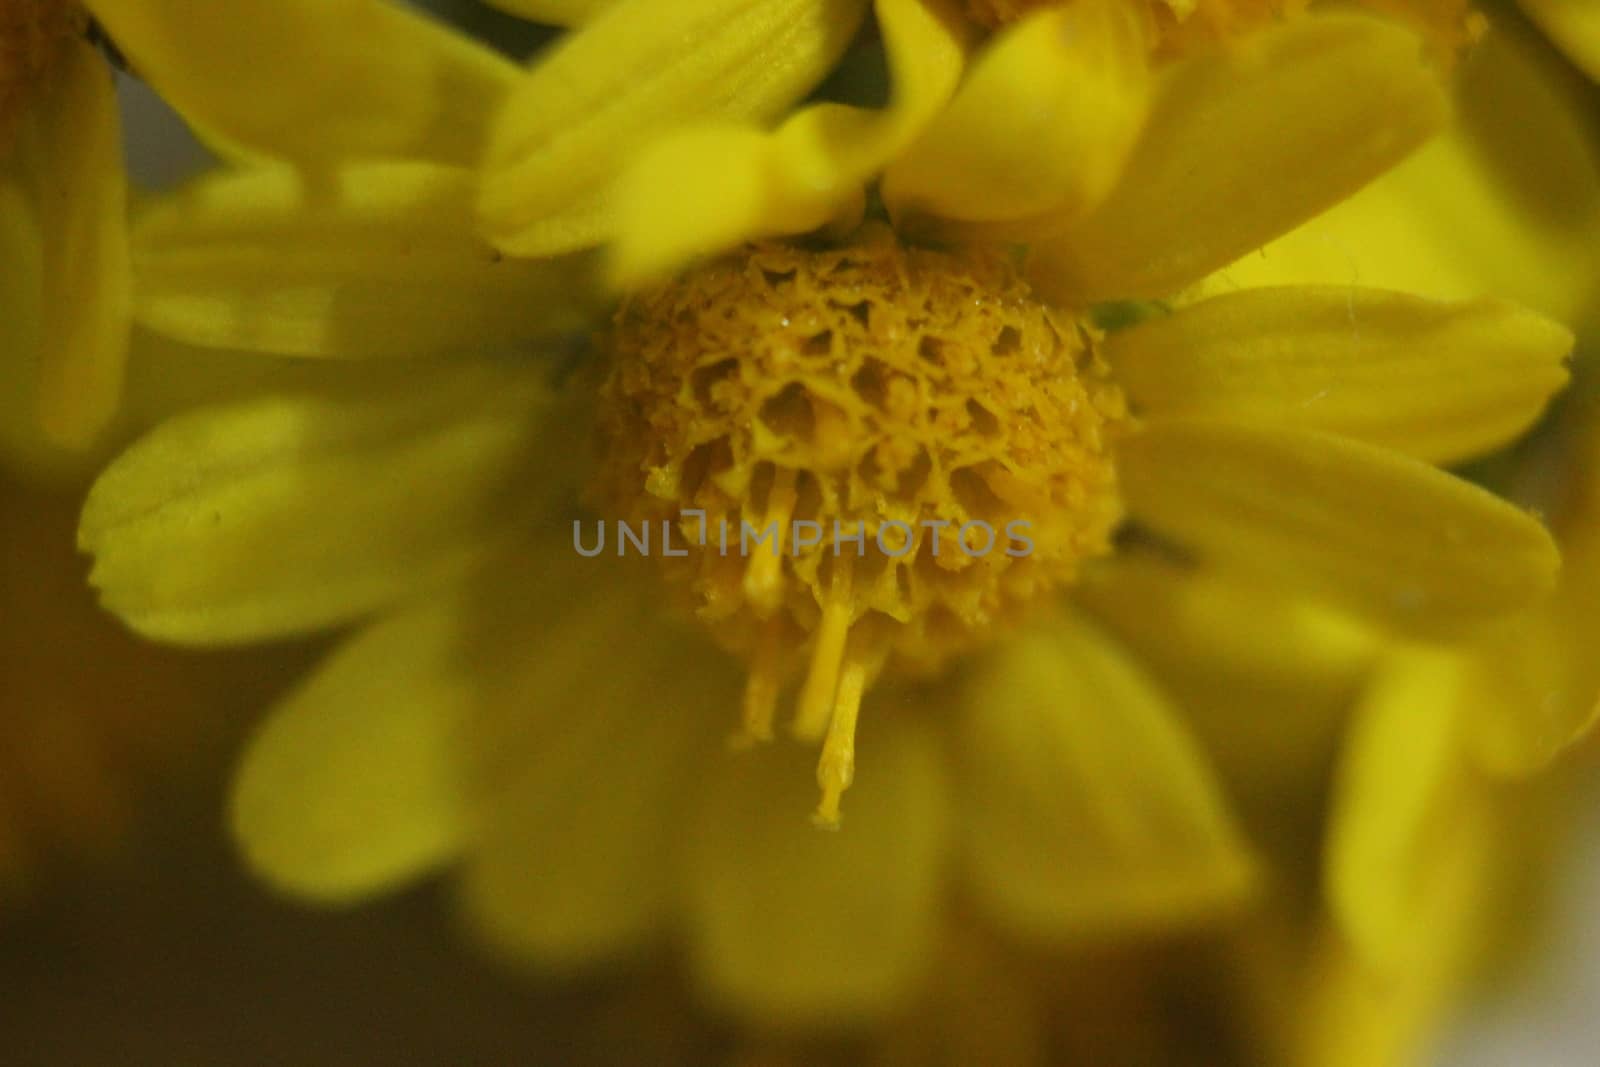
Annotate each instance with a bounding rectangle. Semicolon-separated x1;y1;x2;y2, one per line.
592;227;1128;824
0;0;80;152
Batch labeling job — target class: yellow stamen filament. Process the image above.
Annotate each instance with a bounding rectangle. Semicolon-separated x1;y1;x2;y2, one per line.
732;619;784;748
793;553;854;742
742;466;797;616
812;650;870;829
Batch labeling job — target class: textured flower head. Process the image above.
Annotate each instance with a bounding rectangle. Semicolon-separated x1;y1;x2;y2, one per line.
70;0;1585;1029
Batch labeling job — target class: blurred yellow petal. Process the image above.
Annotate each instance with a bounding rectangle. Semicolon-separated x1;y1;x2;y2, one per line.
461;579;733;969
1520;0;1600;81
684;713;946;1026
6;38;130;449
231;602;473;902
1106;287;1572;465
479;0;868;256
79;363;567;645
1457;416;1600;777
1456;607;1600;779
1116;419;1560;634
883;0;1147;228
1217;28;1600;324
84;0;516;166
133;162;598;357
480;0;617;23
1323;651;1501;975
1079;554;1376;795
1030;13;1448;303
955;610;1255;942
608;0;967;287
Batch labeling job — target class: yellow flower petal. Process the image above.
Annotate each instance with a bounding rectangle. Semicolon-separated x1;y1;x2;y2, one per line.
607;0;968;287
230;602;473;902
1116;419;1561;634
1105;287;1572;465
684;713;946;1025
79;363;570;645
480;0;617;23
84;0;517;167
1078;554;1375;794
1458;417;1600;777
1455;606;1600;779
882;0;1147;229
479;0;868;256
1214;28;1600;324
1029;12;1449;303
6;38;130;449
1323;651;1502;975
133;163;599;357
955;609;1255;942
1520;0;1600;81
461;576;734;968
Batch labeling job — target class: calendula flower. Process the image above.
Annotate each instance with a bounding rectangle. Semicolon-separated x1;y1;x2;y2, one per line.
75;0;1576;1025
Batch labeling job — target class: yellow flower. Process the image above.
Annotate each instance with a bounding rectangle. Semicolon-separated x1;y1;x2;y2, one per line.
75;0;1577;1026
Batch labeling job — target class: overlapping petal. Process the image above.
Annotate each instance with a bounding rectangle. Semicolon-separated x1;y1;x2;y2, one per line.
1215;28;1600;323
883;0;1148;231
231;600;475;901
460;565;735;969
1105;287;1572;465
1115;419;1561;634
133;162;599;357
607;0;968;287
79;363;572;644
954;610;1255;941
479;0;869;256
1029;13;1449;303
1323;651;1503;975
85;0;517;167
683;709;947;1025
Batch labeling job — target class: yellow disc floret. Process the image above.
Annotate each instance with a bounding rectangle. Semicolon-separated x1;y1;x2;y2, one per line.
0;0;80;151
593;228;1128;824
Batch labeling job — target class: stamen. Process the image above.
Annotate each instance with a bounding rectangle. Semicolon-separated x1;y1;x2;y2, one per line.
812;648;871;830
731;619;784;748
793;553;854;742
742;466;797;616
